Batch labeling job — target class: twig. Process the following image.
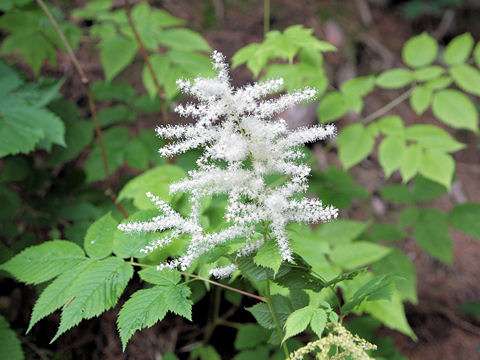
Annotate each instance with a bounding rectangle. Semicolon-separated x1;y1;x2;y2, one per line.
361;88;413;124
35;0;128;218
126;261;266;302
124;0;169;128
19;336;49;360
264;0;270;36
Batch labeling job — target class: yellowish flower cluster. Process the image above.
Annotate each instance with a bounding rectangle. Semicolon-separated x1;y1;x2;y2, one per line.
288;323;377;360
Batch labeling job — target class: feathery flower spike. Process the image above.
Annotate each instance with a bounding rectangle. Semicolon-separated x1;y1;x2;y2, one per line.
118;51;338;273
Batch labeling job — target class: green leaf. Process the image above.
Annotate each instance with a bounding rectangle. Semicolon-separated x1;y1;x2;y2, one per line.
410;86;432;115
91;80;137;102
474;42;480;68
457;301;480;321
0;240;85;284
376;115;404;136
141;54;170;98
376;69;413;89
380;184;415;204
117;277;192;350
431;89;478;131
413;66;444;82
246;295;292;330
379;135;406;178
405;124;465;152
425;76;453;90
84;126;130;182
158;28;211;52
113;210;161;259
232;43;267;78
316;219;370;245
254;241;283;274
419;149;454;189
340;76;375;97
52;257;133;342
84;212;117;259
97;104;135;127
337;124;375;168
310;308;328;337
317;92;349;123
138;268;181;285
413;209;452;263
402;32;438;68
283;306;314;341
400;144;422;183
330;242;391;269
0;315;24;360
0;97;65;157
100;37;138;81
450;63;480;96
372;249;417;304
27;259;94;333
234;324;270;350
444;33;474;65
191;345;221;360
370;224;407;242
118;165;185;209
449;203;480;240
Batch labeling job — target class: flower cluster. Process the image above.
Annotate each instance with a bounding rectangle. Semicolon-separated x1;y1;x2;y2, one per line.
288;323;377;360
118;51;338;275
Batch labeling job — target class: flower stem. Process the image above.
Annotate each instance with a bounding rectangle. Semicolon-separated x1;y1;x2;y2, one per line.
126;261;266;302
265;269;290;358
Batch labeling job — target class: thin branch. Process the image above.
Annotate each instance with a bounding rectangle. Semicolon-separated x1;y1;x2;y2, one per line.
127;261;266;302
35;0;128;218
124;0;169;128
361;88;413;124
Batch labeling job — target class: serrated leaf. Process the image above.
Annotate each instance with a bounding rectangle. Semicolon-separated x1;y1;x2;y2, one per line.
317;92;349;123
330;242;391;269
449;203;480;240
370;224;407;242
379;135;406;178
97;104;135;127
84;126;130;182
0;315;24;360
118;165;185;209
402;32;438;68
337;124;375;168
410;86;432;115
0;240;85;284
27;259;94;333
372;249;417;304
400;144;422;183
254;241;283;274
405;124;465;152
310;309;327;337
117;279;191;350
283;306;314;341
413;66;445;82
52;257;133;342
84;212;117;259
141;54;170;98
0;97;65;157
138;268;181;285
158;28;211;52
376;69;413;89
246;295;292;330
113;209;162;259
444;33;474;65
100;37;138;81
450;63;480;96
419;149;454;189
413;209;452;263
91;80;137;102
234;324;270;350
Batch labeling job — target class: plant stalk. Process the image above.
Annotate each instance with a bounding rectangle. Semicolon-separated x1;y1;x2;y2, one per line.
35;0;129;218
361;88;413;124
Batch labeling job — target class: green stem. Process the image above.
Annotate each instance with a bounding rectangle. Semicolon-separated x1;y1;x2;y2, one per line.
264;0;270;36
265;269;290;358
361;88;413;124
126;261;266;302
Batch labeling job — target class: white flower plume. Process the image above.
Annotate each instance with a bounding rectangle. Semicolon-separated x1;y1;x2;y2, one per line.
118;50;338;272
